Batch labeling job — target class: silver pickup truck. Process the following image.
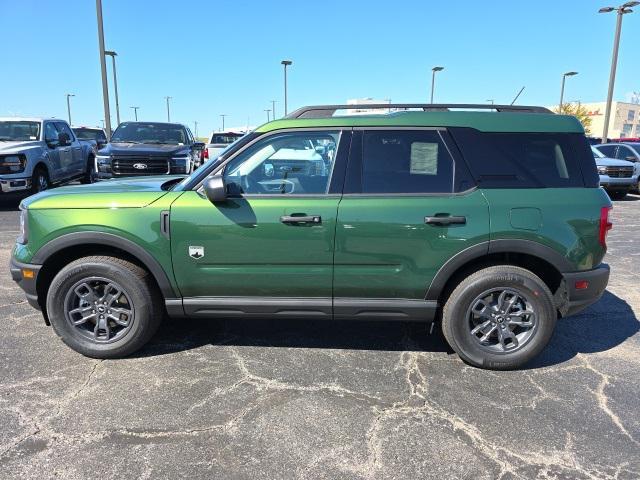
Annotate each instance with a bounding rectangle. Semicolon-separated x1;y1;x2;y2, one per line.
0;117;96;194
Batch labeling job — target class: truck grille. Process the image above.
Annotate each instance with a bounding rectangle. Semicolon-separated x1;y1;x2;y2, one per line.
111;154;170;176
605;166;634;178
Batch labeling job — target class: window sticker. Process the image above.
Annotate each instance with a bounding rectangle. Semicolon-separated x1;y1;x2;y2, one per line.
410;142;438;175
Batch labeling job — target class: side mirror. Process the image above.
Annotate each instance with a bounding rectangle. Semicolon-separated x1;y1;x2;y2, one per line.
192;141;205;150
203;175;227;203
626;156;637;162
58;132;71;146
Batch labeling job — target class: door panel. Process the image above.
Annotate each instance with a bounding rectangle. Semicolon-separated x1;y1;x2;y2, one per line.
334;191;490;300
43;122;63;181
170;192;340;299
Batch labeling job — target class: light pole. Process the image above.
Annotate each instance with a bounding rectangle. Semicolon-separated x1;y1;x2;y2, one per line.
559;71;578;113
281;60;292;115
194;121;198;138
430;66;444;103
96;0;112;138
599;2;638;143
165;96;172;122
220;114;227;131
486;99;494;105
104;50;120;126
66;93;75;125
130;106;139;121
271;100;277;119
264;109;271;122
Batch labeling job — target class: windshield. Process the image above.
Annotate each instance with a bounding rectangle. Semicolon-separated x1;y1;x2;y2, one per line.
209;133;244;145
0;121;40;141
73;128;106;141
111;123;187;144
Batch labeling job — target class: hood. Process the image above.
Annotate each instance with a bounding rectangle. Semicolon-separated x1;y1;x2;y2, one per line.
594;157;634;167
100;142;189;155
23;175;183;210
0;140;42;153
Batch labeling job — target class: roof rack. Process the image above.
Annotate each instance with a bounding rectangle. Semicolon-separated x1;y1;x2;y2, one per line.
286;104;553;119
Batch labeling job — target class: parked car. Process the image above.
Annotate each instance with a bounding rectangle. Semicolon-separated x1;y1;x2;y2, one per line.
591;146;637;199
593;142;640;192
11;103;611;370
73;127;108;150
0;117;96;194
95;122;205;179
204;130;246;161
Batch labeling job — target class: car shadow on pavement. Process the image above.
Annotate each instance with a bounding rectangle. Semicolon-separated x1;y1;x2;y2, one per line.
527;290;639;369
137;316;452;357
137;290;638;367
0;194;26;211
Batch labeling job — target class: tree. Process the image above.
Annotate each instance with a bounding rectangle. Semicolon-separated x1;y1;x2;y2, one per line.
555;102;592;135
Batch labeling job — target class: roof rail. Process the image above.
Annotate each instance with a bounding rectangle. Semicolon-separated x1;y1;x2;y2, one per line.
286;104;553;119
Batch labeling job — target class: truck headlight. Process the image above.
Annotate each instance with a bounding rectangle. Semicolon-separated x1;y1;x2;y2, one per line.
170;155;190;173
597;166;608;175
17;205;28;244
0;155;26;173
96;155;112;172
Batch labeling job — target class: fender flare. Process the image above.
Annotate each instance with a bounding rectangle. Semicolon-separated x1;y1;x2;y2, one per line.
32;232;178;299
425;239;572;301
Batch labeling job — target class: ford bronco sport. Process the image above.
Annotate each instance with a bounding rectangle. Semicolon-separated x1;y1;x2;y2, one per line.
10;104;611;370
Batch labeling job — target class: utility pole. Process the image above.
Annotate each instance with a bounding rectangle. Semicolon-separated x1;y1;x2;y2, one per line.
430;66;444;103
104;50;120;126
96;0;112;138
130;106;139;121
281;60;292;115
165;96;172;122
66;93;75;125
599;2;638;142
194;121;198;137
271;100;277;119
220;114;227;131
265;109;271;122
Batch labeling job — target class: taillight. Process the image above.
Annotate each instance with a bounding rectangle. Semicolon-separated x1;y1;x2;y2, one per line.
203;148;209;160
599;206;613;248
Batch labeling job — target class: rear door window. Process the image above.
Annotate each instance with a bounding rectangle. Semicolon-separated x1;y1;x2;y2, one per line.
359;130;455;194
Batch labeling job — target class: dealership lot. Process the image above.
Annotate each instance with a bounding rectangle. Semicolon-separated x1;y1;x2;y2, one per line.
0;194;639;479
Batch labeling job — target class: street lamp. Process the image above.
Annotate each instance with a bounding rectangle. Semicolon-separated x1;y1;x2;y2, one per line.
265;109;271;122
599;2;638;142
95;0;112;138
271;100;277;119
486;99;494;105
104;50;120;126
430;66;444;104
66;93;75;125
281;60;292;115
220;114;227;131
559;71;578;113
194;121;198;138
130;106;139;121
164;96;172;122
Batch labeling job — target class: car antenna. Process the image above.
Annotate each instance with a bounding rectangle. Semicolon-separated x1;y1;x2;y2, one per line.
510;86;525;105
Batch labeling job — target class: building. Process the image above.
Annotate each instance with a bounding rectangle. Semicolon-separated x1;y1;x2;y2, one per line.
550;101;640;140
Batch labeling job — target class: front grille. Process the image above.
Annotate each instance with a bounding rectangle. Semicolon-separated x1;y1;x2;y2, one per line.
111;154;170;175
605;166;634;178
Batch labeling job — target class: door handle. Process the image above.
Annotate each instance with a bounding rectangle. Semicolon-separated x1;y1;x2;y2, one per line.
425;215;466;226
280;215;322;225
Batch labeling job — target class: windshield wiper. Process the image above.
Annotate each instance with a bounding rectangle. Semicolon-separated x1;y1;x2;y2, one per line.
0;137;14;141
143;140;177;145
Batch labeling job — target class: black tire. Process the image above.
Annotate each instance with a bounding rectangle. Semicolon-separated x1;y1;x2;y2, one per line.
46;256;163;358
608;190;627;200
442;265;556;370
31;166;49;193
81;155;96;184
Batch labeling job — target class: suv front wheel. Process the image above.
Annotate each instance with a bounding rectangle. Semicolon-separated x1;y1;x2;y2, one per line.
442;266;556;370
46;256;163;358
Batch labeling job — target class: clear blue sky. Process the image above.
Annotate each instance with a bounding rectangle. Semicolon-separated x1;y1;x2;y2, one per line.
1;0;638;137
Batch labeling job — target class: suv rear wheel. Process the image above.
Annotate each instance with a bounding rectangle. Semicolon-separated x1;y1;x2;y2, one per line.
442;266;556;370
46;256;162;358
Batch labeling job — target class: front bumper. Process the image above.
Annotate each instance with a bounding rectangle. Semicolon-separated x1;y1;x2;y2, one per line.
10;257;42;311
599;174;638;190
561;264;610;317
0;177;31;193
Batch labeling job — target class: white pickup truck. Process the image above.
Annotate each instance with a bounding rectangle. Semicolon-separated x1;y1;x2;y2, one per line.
0;117;96;194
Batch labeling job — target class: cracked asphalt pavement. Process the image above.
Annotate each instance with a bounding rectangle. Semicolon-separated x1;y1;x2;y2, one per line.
1;193;639;479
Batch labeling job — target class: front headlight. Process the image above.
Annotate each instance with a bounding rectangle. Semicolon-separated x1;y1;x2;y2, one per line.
96;155;111;172
0;155;26;173
17;206;28;245
597;166;608;175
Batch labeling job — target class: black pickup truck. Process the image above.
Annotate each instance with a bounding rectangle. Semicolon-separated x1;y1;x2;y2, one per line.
95;122;204;178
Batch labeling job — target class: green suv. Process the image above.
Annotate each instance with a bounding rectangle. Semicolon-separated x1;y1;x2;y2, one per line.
10;104;612;370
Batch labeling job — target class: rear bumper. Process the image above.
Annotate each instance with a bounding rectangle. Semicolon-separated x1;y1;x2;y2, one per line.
562;264;610;317
10;257;41;311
